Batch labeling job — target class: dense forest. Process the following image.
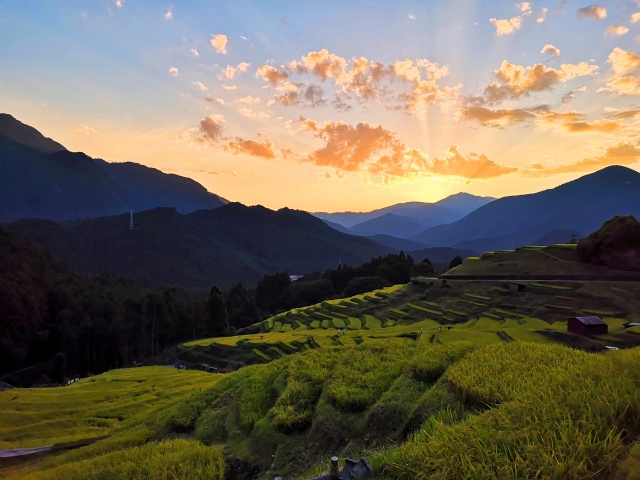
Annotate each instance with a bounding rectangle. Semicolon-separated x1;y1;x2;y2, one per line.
1;224;437;386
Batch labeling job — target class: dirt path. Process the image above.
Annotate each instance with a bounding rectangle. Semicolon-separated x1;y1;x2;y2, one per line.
0;446;52;458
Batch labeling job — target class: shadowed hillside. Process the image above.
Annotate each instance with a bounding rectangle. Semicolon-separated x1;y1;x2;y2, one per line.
7;204;392;288
0;114;225;222
411;166;640;251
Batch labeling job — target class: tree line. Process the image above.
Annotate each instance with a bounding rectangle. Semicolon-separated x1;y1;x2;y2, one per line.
2;223;448;385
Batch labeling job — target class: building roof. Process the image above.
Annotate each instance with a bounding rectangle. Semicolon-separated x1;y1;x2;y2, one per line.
572;316;607;326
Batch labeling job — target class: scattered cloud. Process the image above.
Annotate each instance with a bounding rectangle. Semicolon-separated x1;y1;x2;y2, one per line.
299;119;515;181
76;125;100;136
198;115;225;142
192;81;208;91
524;142;640;176
211;34;228;54
598;47;640;96
190;48;199;56
535;110;623;133
518;2;532;14
632;12;640;23
483;60;598;102
221;83;238;91
293;49;347;80
168;66;179;76
269;83;327;108
607;25;630;36
490;16;523;36
537;7;548;22
606;108;640;119
541;44;560;56
409;14;416;20
255;65;289;84
258;50;459;113
236;95;261;105
224;138;276;158
220;62;251;80
576;5;607;20
459;106;535;127
205;94;225;105
164;6;173;20
115;0;124;8
562;85;588;103
430;144;518;179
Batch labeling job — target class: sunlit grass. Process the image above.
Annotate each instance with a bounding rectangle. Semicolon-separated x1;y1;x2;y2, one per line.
0;367;224;449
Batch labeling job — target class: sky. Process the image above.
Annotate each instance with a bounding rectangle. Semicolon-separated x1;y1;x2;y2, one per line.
2;1;640;212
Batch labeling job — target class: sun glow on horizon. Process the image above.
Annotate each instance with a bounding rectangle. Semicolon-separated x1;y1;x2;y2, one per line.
2;1;640;212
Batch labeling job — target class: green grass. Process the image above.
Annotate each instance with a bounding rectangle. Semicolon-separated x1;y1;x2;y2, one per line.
7;280;640;479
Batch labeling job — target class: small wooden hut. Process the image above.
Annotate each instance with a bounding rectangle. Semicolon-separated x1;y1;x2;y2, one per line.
567;316;608;335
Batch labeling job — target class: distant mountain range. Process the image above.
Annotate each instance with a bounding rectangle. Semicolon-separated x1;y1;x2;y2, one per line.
6;204;395;288
314;194;496;241
3;113;640;283
0;113;226;222
410;165;640;252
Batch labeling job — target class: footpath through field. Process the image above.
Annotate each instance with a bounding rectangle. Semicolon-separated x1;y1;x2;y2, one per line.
0;446;52;458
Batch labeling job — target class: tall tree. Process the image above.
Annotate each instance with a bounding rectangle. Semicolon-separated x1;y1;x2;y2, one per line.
207;285;229;336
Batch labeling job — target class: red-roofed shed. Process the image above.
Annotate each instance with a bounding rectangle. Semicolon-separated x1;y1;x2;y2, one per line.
568;316;608;335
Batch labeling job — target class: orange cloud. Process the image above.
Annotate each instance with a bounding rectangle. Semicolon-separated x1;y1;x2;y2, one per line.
300;119;515;181
224;138;276;158
606;108;640;119
210;34;228;54
524;142;640;176
255;65;288;85
632;12;640;23
535;110;624;133
599;48;640;96
484;60;598;102
459;106;535;126
576;5;607;19
294;49;347;80
430;145;517;179
199;115;224;142
168;66;179;76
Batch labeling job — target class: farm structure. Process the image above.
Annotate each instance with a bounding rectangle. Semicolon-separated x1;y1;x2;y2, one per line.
567;316;608;335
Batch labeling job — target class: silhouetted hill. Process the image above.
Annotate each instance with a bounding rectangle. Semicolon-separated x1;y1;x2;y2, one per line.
0;113;226;222
7;204;392;288
0;113;66;153
577;215;640;271
313;194;495;229
411;166;640;251
95;160;225;213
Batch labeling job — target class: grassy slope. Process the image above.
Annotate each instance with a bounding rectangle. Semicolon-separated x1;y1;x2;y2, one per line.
446;244;640;277
3;280;640;479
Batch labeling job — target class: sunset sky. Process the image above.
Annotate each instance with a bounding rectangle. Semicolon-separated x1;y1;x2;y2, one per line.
3;1;640;212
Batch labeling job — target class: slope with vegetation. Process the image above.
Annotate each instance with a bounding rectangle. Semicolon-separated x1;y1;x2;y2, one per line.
7;204;392;289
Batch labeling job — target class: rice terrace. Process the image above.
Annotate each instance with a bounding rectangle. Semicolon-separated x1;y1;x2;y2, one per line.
3;242;640;479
